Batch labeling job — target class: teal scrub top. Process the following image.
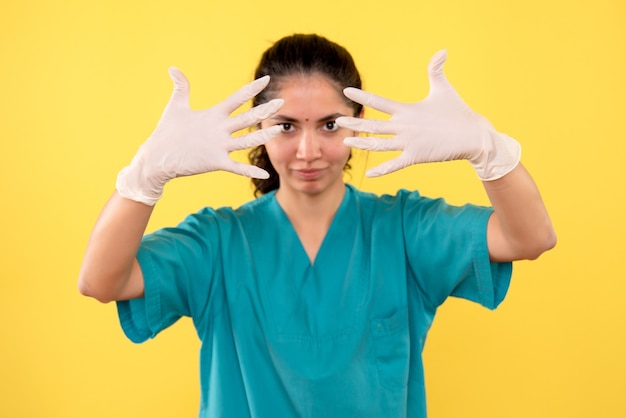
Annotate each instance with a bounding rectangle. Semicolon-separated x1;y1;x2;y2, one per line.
117;184;512;417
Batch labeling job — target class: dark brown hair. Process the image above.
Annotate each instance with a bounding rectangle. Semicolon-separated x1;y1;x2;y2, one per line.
249;34;363;196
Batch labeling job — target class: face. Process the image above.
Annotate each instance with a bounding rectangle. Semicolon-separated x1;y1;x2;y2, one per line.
261;75;357;199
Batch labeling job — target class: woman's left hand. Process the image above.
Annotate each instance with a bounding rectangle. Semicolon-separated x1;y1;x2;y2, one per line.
336;50;520;180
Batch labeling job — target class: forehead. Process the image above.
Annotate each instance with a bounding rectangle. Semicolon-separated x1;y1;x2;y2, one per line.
272;74;351;115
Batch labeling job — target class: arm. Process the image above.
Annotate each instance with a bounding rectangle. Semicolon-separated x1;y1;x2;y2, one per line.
78;69;283;303
78;192;152;303
484;163;556;262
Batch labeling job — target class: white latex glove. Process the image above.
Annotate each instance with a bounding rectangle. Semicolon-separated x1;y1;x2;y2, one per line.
116;68;284;205
336;50;521;180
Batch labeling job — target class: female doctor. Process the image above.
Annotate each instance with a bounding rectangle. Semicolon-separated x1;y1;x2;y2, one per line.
78;34;556;417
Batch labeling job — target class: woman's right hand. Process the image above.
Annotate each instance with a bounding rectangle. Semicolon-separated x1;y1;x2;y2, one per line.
116;69;284;206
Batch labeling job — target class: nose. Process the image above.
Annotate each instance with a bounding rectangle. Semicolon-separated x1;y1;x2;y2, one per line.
295;130;322;161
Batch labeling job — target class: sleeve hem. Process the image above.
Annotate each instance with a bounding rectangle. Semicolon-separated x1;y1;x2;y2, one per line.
116;249;165;343
468;212;512;310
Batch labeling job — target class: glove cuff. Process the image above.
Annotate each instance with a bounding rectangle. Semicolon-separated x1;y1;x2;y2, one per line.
116;161;165;206
470;132;521;181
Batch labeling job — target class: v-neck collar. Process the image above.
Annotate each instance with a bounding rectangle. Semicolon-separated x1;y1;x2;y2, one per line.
270;185;352;267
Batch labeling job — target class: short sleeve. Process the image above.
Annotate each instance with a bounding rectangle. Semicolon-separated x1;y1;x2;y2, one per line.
116;210;222;343
401;191;512;310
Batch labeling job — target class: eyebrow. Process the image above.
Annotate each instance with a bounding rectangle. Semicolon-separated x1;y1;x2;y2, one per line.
268;113;347;123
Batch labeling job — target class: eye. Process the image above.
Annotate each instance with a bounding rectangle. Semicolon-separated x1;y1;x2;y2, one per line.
323;121;339;132
279;123;294;133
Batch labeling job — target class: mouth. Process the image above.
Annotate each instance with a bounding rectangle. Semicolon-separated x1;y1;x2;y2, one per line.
293;168;325;180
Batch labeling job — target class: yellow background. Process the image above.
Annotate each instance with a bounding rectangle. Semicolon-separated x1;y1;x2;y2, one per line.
1;0;624;417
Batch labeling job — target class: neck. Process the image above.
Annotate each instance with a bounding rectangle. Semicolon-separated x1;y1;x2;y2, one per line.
275;182;346;225
274;182;347;264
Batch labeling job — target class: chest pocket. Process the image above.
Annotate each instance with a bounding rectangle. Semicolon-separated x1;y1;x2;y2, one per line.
370;307;410;390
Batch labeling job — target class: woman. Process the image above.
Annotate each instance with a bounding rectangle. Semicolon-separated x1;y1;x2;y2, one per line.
78;34;555;417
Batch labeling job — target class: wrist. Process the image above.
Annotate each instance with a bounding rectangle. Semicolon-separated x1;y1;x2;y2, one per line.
470;132;522;181
116;157;167;206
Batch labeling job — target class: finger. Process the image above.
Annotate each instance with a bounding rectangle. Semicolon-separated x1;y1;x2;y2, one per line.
225;99;284;132
226;125;282;152
343;136;404;152
216;75;271;115
222;161;270;179
167;67;191;108
336;116;398;135
366;153;413;177
343;87;401;115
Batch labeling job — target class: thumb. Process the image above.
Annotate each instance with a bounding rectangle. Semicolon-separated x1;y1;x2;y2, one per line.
167;66;190;107
427;50;450;93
